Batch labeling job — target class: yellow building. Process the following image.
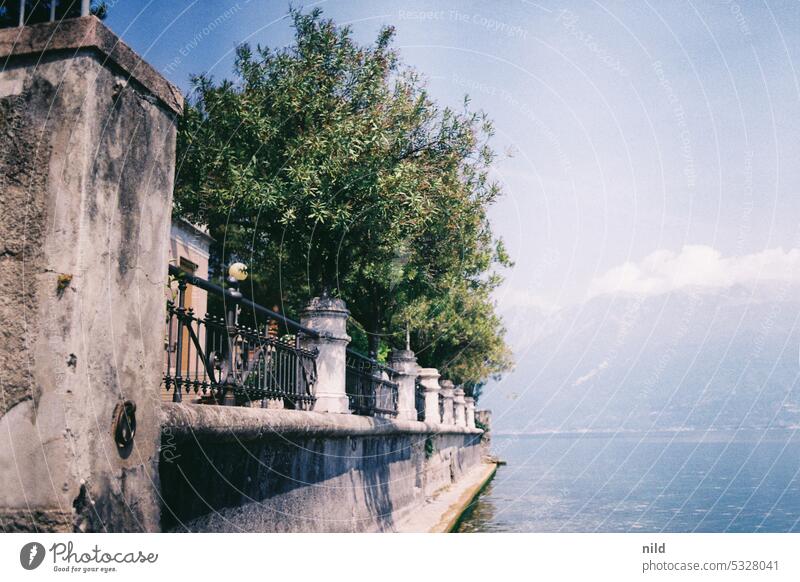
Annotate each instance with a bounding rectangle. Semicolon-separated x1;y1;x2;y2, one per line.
163;219;213;402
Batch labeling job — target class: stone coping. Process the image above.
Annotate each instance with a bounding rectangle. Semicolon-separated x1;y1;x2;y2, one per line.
161;402;483;441
0;16;183;114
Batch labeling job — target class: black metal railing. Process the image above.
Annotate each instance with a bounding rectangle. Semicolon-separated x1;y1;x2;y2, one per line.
164;265;318;408
345;350;399;417
415;379;426;421
5;0;91;28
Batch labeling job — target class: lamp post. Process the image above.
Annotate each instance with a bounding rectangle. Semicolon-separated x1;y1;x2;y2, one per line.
220;262;248;406
172;278;188;403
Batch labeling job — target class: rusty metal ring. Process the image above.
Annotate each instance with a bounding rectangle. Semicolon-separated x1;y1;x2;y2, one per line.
112;401;136;449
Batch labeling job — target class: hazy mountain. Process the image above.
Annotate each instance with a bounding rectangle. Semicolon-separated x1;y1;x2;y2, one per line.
485;285;800;433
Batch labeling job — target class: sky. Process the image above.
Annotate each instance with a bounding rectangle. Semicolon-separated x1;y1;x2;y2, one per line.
105;0;800;358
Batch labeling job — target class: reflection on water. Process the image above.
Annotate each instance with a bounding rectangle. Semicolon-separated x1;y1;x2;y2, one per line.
456;431;800;532
455;483;498;532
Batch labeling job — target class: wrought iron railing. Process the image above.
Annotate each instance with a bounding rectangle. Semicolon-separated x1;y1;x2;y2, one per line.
415;379;426;421
6;0;92;28
345;350;399;417
164;265;318;408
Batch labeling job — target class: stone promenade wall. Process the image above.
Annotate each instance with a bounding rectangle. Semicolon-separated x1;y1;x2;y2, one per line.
159;403;484;532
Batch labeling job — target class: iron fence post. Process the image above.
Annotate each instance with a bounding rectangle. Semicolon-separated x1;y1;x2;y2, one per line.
172;279;187;403
221;274;242;406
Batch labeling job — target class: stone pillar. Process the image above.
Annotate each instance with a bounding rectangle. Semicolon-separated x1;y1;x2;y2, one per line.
417;368;441;423
388;348;418;421
300;294;351;414
0;18;182;532
453;387;467;427
465;396;476;428
439;379;455;424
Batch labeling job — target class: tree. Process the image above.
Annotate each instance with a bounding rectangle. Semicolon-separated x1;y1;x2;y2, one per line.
175;8;512;394
409;271;513;398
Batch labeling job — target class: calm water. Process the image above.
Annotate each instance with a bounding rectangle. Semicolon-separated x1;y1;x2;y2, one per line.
457;431;800;532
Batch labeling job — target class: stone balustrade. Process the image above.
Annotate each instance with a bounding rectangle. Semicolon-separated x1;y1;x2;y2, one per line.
465;396;476;428
454;387;467;427
300;295;352;414
388;348;419;421
439;379;455;424
417;367;442;422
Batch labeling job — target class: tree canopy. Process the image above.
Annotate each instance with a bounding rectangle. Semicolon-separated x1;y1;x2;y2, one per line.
174;8;512;395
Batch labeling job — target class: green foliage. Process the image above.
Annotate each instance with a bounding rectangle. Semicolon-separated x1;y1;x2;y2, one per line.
424;436;435;459
55;273;73;298
175;8;512;394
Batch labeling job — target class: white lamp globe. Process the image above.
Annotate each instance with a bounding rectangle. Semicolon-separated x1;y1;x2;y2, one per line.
228;262;248;282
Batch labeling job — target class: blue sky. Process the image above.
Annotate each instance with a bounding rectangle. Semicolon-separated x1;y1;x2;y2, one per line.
106;0;800;328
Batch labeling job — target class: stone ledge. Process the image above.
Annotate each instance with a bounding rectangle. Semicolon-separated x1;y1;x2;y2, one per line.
394;461;498;532
161;402;483;441
0;16;183;114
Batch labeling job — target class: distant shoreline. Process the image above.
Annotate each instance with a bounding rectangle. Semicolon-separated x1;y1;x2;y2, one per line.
494;427;800;439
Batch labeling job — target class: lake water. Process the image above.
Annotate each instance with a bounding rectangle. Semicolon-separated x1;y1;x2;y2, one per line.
456;431;800;532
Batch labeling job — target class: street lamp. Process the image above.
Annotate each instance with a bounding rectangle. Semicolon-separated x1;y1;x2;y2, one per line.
228;262;248;282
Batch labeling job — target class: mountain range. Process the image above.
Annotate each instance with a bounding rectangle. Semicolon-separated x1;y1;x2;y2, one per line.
484;284;800;433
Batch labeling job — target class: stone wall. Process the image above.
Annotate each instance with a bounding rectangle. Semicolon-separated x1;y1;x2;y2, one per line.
0;18;181;532
159;404;484;532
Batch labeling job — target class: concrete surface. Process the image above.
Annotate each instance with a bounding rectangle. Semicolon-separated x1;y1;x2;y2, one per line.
395;461;498;533
0;17;179;532
0;16;183;114
159;403;484;532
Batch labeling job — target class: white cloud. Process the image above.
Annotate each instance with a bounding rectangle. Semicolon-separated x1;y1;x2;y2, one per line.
573;360;609;386
588;245;800;298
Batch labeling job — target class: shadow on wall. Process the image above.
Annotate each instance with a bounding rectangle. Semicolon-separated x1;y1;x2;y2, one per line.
158;426;482;532
159;432;410;532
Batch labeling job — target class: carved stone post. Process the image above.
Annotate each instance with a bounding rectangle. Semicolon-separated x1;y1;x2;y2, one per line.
417;368;441;423
300;294;351;413
439;379;455;425
0;17;182;532
453;386;467;427
388;348;418;421
465;396;476;428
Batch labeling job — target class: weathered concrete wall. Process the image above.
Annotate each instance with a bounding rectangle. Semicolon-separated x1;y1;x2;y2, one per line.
159;404;484;532
0;18;181;532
